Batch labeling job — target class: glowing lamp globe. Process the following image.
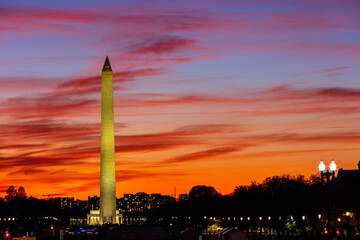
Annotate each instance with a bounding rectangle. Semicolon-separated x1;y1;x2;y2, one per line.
330;160;336;171
318;160;325;172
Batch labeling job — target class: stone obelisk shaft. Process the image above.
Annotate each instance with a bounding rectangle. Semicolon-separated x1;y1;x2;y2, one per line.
100;56;116;225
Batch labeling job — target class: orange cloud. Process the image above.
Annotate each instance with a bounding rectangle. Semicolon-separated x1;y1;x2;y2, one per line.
164;147;241;164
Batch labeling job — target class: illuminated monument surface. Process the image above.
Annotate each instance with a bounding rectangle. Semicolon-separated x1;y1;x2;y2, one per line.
88;57;121;225
100;56;117;225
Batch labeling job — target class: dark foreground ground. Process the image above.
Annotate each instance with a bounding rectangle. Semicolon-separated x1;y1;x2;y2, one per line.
27;232;360;240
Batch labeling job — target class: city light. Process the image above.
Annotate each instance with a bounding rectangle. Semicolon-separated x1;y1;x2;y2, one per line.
330;160;337;171
318;160;325;172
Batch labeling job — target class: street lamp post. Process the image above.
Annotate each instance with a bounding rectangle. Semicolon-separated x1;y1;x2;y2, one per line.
318;160;336;239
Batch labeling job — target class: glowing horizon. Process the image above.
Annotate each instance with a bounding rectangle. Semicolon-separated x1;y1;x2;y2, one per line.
0;0;360;200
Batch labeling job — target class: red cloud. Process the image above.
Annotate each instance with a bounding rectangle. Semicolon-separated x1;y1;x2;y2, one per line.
129;37;195;54
55;68;163;96
265;85;360;101
0;144;49;150
165;147;241;164
0;155;85;170
0;76;58;91
316;88;360;98
0;67;167;121
115;124;242;153
238;147;360;159
0;7;102;35
0;122;243;175
115;169;187;182
294;66;351;78
0;95;97;120
241;131;360;146
114;95;238;108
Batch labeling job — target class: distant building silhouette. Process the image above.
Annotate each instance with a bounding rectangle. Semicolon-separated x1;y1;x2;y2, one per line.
54;197;74;209
179;194;189;201
88;196;100;210
335;161;360;211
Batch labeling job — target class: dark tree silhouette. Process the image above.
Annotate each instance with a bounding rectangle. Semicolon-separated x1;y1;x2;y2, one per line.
17;186;27;200
145;173;360;238
233;174;324;216
5;186;27;201
5;186;17;201
189;185;219;199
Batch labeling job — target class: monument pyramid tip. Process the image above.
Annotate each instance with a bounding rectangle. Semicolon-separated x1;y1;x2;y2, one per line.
102;56;112;72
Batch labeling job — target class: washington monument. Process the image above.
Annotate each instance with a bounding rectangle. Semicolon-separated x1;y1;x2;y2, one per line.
100;56;116;224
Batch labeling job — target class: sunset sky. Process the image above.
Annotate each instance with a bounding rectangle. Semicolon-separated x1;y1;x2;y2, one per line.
0;0;360;200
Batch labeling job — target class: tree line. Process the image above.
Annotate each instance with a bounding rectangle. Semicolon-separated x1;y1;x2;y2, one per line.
1;173;359;235
146;174;360;235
